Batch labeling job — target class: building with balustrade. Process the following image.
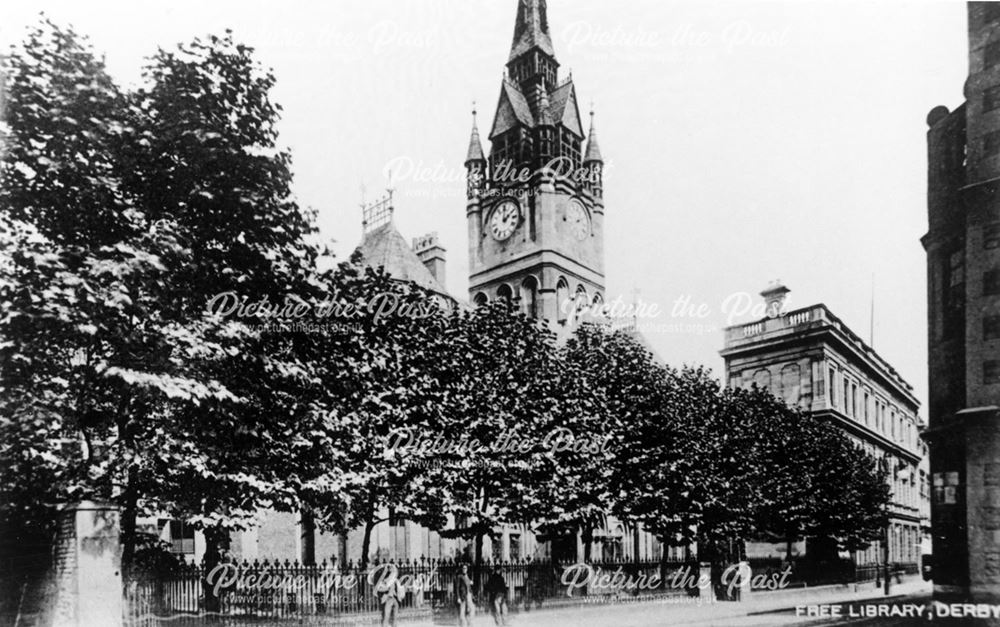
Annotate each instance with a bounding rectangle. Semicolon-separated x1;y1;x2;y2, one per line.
720;284;929;569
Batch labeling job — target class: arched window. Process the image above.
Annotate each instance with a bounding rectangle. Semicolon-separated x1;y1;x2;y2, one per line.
473;292;488;308
556;278;570;323
520;277;539;319
752;368;771;391
497;284;513;303
574;285;588;315
591;292;605;320
780;364;801;406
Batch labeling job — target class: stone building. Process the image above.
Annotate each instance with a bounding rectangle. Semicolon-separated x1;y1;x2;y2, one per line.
464;0;605;330
922;1;1000;602
721;284;928;567
153;0;667;567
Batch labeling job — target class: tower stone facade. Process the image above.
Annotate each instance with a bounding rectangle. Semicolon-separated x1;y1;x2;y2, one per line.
465;0;605;326
923;1;1000;603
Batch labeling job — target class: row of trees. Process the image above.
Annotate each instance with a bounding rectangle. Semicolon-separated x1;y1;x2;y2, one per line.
0;20;888;600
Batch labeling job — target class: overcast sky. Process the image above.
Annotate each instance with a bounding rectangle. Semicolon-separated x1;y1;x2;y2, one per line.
2;0;971;414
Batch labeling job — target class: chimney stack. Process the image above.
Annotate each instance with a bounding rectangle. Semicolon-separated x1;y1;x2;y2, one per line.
412;232;446;286
760;281;790;318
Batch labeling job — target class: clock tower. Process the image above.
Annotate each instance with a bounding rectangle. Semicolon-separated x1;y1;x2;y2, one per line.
465;0;605;326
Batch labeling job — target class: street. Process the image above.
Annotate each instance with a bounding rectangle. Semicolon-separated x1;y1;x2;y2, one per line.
430;580;941;627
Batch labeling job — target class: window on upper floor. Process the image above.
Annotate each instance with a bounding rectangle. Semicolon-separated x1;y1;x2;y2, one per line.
986;360;1000;385
985;3;1000;25
988;41;1000;69
985;85;1000;112
829;367;837;407
864;392;871;424
985;315;1000;340
985;269;1000;296
950;249;966;286
945;248;966;338
986;223;1000;250
984;129;1000;155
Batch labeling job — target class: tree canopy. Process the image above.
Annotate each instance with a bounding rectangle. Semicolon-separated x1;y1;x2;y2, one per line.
0;18;890;583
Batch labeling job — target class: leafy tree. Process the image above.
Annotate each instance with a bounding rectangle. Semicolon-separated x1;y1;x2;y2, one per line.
303;259;456;570
0;24;336;605
418;301;573;567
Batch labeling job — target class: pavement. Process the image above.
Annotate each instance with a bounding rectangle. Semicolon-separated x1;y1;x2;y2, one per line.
443;577;936;627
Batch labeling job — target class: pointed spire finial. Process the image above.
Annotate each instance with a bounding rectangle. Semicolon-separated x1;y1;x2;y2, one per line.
509;0;556;62
465;103;486;165
584;102;603;164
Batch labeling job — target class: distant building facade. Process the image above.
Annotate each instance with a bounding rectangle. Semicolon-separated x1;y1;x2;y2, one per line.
721;285;928;567
922;1;1000;602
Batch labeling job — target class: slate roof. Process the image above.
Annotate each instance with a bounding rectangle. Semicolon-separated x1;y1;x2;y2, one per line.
584;117;603;162
509;0;556;62
356;222;451;298
490;80;535;138
549;81;583;137
466;119;485;163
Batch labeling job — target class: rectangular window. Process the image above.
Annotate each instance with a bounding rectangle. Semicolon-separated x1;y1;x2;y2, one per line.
851;384;858;418
829;368;837;407
168;520;195;554
983;361;1000;384
985;316;1000;340
985;85;1000;112
986;269;1000;296
950;249;966;286
985;3;1000;24
984;129;1000;155
986;361;1000;384
988;41;1000;68
945;248;967;338
864;392;870;423
986;223;1000;250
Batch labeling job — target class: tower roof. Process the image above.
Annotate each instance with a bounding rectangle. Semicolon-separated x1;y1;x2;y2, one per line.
584;110;603;163
465;109;485;163
509;0;556;62
356;222;451;298
490;80;535;138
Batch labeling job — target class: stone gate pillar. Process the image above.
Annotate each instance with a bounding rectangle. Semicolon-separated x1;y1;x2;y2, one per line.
51;501;122;627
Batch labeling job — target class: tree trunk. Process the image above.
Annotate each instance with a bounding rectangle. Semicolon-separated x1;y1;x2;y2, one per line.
202;525;227;614
360;518;375;571
582;526;593;563
119;466;139;581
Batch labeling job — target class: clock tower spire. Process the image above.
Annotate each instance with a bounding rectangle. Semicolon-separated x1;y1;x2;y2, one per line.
467;0;605;328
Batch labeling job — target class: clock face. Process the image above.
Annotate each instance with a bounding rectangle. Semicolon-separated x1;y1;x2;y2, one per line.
489;201;520;241
567;200;590;240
